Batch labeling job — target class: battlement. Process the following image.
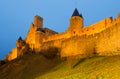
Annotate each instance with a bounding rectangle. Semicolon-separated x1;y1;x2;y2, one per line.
43;32;67;42
6;8;120;61
42;13;120;43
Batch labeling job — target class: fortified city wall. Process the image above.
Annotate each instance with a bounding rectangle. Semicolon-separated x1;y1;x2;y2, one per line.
5;8;120;61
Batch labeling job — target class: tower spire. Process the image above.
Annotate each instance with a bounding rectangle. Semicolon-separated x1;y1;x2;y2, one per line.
18;36;22;40
72;8;83;18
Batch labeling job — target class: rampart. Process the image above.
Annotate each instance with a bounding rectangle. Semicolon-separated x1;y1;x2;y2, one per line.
61;22;120;57
43;14;120;42
6;12;120;61
41;14;120;58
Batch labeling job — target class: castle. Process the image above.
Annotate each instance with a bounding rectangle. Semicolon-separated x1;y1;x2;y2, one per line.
6;8;120;61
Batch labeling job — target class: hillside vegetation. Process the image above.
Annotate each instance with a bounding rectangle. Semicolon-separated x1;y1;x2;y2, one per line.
36;55;120;79
0;53;120;79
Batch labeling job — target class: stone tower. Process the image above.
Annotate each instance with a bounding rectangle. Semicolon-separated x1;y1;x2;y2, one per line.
34;15;43;28
16;36;23;47
35;28;45;53
16;36;25;56
68;8;84;31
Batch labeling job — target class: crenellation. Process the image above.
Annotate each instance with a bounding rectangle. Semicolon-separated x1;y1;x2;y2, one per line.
6;8;120;61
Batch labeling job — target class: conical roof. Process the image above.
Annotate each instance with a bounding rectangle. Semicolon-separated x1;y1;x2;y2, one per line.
72;8;83;18
18;36;22;40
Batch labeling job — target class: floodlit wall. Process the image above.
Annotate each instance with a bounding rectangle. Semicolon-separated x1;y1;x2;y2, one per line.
6;48;17;61
42;14;120;43
6;13;120;61
61;22;120;57
96;23;120;56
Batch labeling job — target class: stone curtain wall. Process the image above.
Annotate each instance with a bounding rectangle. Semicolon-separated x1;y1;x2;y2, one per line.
61;22;120;58
96;23;120;56
6;14;120;61
42;22;120;58
61;35;95;58
42;15;120;43
41;22;120;58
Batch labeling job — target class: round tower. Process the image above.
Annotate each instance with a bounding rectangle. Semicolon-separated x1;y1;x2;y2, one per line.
68;8;84;31
16;36;26;56
16;36;25;48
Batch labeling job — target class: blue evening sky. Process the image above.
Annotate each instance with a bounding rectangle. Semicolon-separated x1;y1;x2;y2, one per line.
0;0;120;59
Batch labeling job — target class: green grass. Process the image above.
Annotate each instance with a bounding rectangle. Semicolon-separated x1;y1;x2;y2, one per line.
1;54;120;79
35;56;120;79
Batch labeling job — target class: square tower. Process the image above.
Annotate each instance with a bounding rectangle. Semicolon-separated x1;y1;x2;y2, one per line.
34;15;43;28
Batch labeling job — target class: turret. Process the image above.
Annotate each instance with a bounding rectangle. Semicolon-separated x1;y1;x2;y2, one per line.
68;8;84;31
16;36;25;48
34;15;43;28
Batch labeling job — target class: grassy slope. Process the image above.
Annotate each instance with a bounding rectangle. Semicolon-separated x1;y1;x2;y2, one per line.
0;55;120;79
36;56;120;79
0;54;61;79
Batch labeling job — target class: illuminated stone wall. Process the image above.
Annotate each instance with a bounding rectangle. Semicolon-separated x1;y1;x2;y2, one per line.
25;23;36;50
96;22;120;56
6;13;120;61
42;13;120;58
61;22;120;58
6;48;17;61
43;14;120;43
34;15;43;28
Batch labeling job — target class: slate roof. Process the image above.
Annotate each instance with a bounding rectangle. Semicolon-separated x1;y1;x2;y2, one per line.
18;36;22;40
72;8;83;18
